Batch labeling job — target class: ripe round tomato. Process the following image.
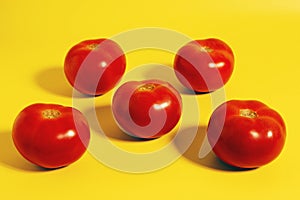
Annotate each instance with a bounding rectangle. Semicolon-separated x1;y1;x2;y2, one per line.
112;80;182;139
174;38;234;93
207;100;286;168
12;103;90;169
64;38;126;96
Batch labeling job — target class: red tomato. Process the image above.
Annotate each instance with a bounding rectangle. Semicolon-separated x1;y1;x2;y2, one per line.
64;39;126;96
12;103;90;169
174;38;234;93
112;80;182;139
207;100;286;168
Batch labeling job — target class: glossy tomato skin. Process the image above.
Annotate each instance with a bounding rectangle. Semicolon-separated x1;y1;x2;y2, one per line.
174;38;234;93
64;39;126;96
207;100;286;168
12;103;90;169
112;80;182;139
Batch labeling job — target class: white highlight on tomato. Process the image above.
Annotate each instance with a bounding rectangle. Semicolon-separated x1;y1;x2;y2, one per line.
267;130;273;138
208;62;225;68
250;130;260;139
153;101;171;110
57;130;76;139
99;61;107;68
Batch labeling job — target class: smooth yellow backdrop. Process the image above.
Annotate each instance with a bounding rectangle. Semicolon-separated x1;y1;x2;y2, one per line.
1;0;299;199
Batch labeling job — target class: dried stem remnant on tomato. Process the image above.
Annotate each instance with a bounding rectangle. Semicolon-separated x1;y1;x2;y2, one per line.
138;83;156;91
87;43;99;50
42;109;61;119
239;109;257;119
199;46;213;53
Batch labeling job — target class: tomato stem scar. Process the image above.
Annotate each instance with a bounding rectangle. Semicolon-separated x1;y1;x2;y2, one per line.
239;109;257;118
87;43;99;50
42;109;61;119
138;83;156;91
200;46;213;53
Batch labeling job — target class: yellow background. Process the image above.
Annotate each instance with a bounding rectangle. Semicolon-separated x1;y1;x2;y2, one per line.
1;0;299;199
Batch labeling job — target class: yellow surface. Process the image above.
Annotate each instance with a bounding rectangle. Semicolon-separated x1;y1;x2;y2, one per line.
1;0;299;199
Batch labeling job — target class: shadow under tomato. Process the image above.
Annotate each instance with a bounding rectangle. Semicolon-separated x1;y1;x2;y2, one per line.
34;66;72;97
0;131;50;172
83;105;146;142
140;63;211;96
174;126;256;172
35;66;90;98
